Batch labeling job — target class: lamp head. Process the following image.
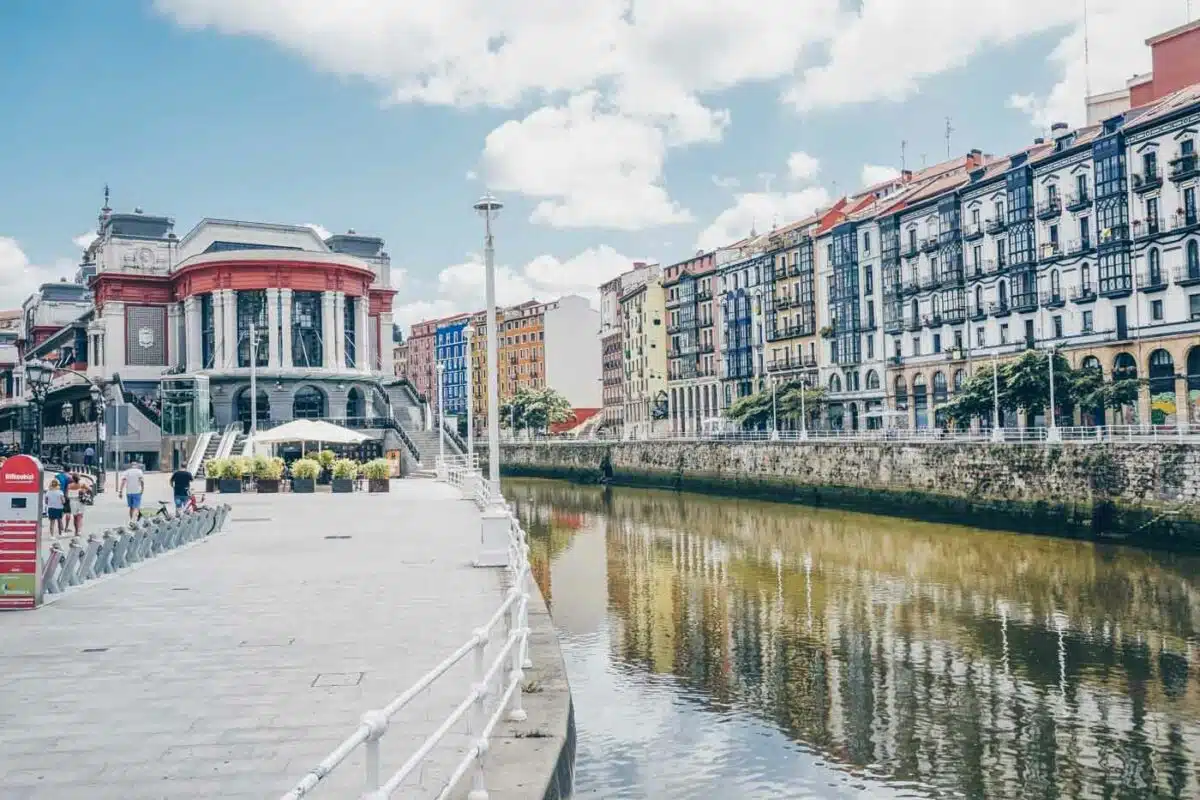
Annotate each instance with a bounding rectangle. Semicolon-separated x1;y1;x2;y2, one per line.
473;193;503;217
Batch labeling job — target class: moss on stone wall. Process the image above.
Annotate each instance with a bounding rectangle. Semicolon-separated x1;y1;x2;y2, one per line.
492;441;1200;552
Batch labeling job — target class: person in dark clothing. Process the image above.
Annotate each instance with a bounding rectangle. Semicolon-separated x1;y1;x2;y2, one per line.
170;468;194;510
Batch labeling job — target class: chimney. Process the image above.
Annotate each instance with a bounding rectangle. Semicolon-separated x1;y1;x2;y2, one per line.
1034;137;1045;144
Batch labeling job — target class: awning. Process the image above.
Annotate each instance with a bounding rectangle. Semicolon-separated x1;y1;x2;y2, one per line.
251;419;373;445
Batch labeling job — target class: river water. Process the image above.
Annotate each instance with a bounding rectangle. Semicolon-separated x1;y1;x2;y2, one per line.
506;478;1200;800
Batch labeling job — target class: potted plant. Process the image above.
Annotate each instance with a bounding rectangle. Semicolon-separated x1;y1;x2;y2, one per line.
254;455;284;493
331;458;359;493
363;458;391;493
291;458;320;493
316;449;336;485
203;458;227;492
218;457;248;493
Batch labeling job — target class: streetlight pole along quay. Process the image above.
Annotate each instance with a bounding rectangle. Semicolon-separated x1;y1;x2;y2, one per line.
474;192;511;567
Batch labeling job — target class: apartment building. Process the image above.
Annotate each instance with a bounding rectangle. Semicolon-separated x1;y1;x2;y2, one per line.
599;262;659;434
619;277;667;439
664;251;719;434
763;216;822;394
435;315;470;421
543;294;601;410
717;242;772;406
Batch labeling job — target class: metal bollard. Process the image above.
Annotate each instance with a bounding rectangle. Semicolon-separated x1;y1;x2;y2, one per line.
42;543;66;594
80;535;102;582
111;531;131;569
95;533;116;575
62;538;86;587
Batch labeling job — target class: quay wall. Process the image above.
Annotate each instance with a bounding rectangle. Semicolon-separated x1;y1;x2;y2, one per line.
494;441;1200;551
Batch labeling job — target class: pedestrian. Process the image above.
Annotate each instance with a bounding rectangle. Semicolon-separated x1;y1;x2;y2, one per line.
67;474;85;537
45;478;65;536
118;460;145;522
84;445;95;469
170;465;194;512
56;468;73;533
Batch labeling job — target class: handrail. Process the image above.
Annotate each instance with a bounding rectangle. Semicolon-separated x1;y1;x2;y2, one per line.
214;423;239;459
279;462;530;800
186;431;214;475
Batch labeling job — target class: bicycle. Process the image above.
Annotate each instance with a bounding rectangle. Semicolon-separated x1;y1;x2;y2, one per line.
151;492;208;519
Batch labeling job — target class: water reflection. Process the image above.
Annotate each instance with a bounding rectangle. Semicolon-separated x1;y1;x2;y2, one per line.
509;479;1200;800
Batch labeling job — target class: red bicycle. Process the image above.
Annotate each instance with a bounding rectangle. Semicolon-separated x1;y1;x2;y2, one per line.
153;492;208;519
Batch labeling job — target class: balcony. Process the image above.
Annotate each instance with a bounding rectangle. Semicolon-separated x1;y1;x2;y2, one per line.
921;236;940;253
1170;154;1198;182
1040;291;1066;309
1012;293;1038;312
905;316;922;331
902;241;920;259
943;307;966;324
767;356;805;373
1036;197;1062;220
1138;270;1168;292
1131;217;1162;239
963;222;985;241
923;313;943;328
1170;209;1200;232
696;288;713;301
1132;169;1163;193
699;341;715;354
884;318;903;334
773;295;798;310
969;305;988;321
1176;264;1200;286
989;301;1011;317
1065;190;1091;212
1065;238;1093;256
1070;285;1097;304
1038;242;1062;261
888;355;904;367
985;216;1007;235
1098;224;1129;245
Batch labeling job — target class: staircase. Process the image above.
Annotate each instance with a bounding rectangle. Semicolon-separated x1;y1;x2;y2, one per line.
233;433;249;457
193;433;222;478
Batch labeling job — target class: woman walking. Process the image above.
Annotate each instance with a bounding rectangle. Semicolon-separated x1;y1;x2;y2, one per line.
67;474;85;537
45;478;65;537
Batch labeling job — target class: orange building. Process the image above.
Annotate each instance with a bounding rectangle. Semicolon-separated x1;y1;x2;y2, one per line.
499;300;548;402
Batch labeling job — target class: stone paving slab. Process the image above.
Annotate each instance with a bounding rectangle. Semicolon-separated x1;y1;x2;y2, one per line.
0;479;507;799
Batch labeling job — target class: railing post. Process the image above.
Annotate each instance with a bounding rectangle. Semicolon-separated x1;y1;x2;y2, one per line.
360;710;388;792
468;627;490;800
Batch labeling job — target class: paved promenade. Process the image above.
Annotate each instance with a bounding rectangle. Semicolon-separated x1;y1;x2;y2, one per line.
0;478;518;799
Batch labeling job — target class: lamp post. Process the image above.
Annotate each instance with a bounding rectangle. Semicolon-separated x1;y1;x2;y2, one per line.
436;360;446;468
61;402;73;461
1046;346;1061;443
463;325;475;467
770;376;779;440
474;192;504;502
249;322;259;442
24;359;53;461
89;383;106;490
799;376;809;440
990;354;1003;443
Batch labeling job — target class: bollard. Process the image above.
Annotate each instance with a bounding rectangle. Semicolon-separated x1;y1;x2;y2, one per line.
62;539;86;587
111;531;131;570
95;533;116;575
80;535;102;582
42;543;65;594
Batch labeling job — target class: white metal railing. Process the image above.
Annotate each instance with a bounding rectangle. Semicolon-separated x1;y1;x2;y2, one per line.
214;423;240;459
187;431;215;475
496;423;1200;446
280;462;532;800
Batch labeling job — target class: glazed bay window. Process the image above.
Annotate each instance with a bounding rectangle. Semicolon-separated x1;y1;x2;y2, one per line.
344;296;357;368
291;291;324;368
200;293;215;369
236;290;268;368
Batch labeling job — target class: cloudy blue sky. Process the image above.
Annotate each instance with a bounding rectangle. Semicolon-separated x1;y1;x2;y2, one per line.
0;0;1194;331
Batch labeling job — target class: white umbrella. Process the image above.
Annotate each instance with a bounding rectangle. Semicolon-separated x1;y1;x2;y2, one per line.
251;419;372;445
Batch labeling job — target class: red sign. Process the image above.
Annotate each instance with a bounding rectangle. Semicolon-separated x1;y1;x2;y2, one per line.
0;455;42;610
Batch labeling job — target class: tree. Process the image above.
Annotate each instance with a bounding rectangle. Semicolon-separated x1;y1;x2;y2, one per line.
725;380;826;429
1001;349;1075;420
942;364;1004;425
1072;368;1140;414
500;386;575;432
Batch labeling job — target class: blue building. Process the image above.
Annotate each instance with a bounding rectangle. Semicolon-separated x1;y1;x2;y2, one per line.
435;318;469;417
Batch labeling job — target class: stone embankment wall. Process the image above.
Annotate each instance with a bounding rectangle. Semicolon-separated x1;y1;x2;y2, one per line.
496;441;1200;551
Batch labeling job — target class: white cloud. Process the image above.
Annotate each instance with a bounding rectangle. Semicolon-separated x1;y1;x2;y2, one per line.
861;164;902;185
711;175;740;190
482;93;691;230
786;151;820;182
304;223;331;240
393;245;640;333
73;231;97;250
694;187;831;252
0;238;72;309
465;170;478;181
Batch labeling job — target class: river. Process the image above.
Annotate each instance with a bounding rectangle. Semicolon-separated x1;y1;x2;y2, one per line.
506;478;1200;800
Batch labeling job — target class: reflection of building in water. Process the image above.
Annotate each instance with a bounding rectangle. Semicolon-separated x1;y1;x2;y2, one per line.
520;481;1200;799
547;514;608;637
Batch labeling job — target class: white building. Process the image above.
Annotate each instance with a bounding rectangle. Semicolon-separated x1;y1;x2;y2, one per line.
543;294;601;408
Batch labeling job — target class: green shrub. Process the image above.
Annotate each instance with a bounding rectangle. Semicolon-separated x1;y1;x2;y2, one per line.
291;458;321;480
225;456;252;479
317;450;336;469
251;454;273;478
332;458;360;479
256;457;284;480
204;457;228;478
362;458;391;480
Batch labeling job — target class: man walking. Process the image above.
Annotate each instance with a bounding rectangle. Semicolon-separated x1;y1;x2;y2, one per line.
118;460;145;521
170;466;194;512
83;445;95;469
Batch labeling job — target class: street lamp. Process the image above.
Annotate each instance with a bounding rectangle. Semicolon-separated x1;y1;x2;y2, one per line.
770;376;779;440
24;359;54;461
463;325;475;467
1046;346;1061;443
990;354;1003;443
89;383;106;488
436;360;446;468
474;192;504;502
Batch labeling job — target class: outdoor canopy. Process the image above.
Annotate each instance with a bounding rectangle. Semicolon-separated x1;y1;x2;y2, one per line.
250;419;373;445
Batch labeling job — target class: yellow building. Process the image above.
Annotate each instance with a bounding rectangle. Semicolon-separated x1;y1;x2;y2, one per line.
619;277;667;438
499;300;547;404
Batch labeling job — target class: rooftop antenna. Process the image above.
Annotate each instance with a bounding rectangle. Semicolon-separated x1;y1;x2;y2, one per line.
921;153;928;168
945;117;954;159
1083;0;1093;98
901;140;908;171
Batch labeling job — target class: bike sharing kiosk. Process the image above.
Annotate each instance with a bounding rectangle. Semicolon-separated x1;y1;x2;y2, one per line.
0;455;45;610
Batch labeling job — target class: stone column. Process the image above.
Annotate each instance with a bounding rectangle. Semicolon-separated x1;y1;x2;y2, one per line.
224;290;239;367
280;289;293;369
266;288;280;369
332;291;346;370
321;291;336;369
379;312;394;376
1137;381;1152;430
356;296;370;373
167;303;182;370
104;302;126;370
183;296;201;372
1175;374;1189;433
211;292;225;369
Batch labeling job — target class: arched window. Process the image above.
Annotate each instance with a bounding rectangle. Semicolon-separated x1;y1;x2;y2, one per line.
998;280;1008;307
234;387;269;433
1188;241;1200;280
829;374;842;392
1149;248;1162;285
931;294;941;316
910;299;919;321
1082;355;1102;372
974;286;983;312
932;371;948;402
894;376;908;401
345;387;363;419
866;370;880;390
292;385;327;419
1114;352;1138;381
1050;269;1061;297
1081;262;1092;291
1148;349;1175;396
953;369;966;391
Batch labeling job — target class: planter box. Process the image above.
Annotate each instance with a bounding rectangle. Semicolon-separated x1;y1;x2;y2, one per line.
368;478;390;493
218;478;242;494
205;478;219;492
256;478;281;494
331;478;355;493
292;478;316;494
